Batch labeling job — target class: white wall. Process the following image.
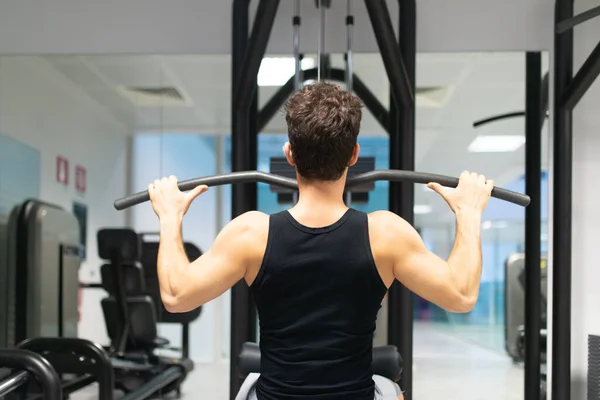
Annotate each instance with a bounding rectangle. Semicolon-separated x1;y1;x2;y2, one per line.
569;1;600;398
0;56;131;345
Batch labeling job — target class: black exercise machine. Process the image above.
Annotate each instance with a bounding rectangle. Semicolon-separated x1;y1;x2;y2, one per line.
138;232;203;360
270;156;376;205
113;169;531;397
0;348;62;400
97;228;195;398
16;337;114;399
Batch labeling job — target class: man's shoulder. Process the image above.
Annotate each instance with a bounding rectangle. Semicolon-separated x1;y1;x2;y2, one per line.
228;211;269;235
367;210;413;242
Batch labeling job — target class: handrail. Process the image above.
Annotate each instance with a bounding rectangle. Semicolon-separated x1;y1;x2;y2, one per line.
114;169;530;210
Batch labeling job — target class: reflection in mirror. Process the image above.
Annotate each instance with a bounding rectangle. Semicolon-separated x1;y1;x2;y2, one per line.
0;50;549;400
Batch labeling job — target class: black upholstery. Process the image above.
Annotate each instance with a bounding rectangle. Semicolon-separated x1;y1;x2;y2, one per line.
102;296;159;347
100;262;146;295
97;229;169;353
237;342;403;382
372;345;403;382
140;241;202;324
97;229;141;262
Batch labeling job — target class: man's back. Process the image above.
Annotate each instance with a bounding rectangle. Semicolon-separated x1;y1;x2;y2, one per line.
249;209;388;400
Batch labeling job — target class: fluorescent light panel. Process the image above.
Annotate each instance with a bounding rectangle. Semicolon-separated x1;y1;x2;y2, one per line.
258;57;315;87
468;135;525;153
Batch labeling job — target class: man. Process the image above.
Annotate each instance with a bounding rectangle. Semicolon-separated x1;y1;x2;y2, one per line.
147;82;494;400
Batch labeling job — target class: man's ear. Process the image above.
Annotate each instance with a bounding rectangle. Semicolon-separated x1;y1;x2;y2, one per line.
348;143;360;167
283;142;295;166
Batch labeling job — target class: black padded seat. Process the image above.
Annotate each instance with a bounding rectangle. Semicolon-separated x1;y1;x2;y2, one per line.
237;342;403;383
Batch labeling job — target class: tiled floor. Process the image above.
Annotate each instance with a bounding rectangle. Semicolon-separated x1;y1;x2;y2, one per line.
74;322;525;399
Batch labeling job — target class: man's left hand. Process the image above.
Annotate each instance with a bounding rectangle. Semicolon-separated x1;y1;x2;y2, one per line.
148;175;208;221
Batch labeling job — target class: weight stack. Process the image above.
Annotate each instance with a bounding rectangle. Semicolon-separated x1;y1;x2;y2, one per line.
589;335;600;399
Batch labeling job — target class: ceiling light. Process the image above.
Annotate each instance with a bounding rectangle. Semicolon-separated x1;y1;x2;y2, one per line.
414;205;432;214
468;135;525;153
258;57;315;87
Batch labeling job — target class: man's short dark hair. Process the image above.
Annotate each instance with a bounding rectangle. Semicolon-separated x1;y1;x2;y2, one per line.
284;82;363;181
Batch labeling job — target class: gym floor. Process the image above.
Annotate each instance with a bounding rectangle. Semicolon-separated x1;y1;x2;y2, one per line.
72;322;523;400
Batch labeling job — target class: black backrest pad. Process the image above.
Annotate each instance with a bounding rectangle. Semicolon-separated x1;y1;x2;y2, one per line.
100;262;146;295
140;241;202;324
237;342;403;382
101;296;158;346
97;229;141;262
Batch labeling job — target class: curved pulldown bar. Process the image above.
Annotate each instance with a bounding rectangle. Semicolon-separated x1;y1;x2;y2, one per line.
114;170;530;211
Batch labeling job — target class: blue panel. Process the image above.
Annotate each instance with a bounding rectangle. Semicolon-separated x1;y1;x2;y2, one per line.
0;133;40;215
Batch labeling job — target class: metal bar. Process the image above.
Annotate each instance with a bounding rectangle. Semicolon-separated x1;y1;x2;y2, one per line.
556;4;600;34
317;0;326;81
0;370;29;397
120;366;182;400
0;349;62;400
524;51;542;400
114;170;530;210
472;111;526;128
345;0;354;91
388;1;416;397
257;67;390;134
61;374;96;396
182;323;189;359
540;72;550;129
561;39;600;110
552;0;574;398
293;0;302;91
248;56;259;345
364;0;414;109
233;0;280;112
230;2;251;398
230;0;267;397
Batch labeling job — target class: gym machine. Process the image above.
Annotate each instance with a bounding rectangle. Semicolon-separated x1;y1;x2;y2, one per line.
0;199;80;348
93;228;197;398
228;1;416;396
0;348;62;400
504;253;548;363
114;173;530;399
269;156;376;205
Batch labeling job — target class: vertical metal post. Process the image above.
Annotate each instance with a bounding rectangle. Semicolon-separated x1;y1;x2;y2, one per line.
524;51;542;400
388;1;416;399
230;1;253;398
552;0;574;399
230;1;279;398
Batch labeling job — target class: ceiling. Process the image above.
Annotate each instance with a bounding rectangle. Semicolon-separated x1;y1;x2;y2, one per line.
42;51;549;223
0;0;553;55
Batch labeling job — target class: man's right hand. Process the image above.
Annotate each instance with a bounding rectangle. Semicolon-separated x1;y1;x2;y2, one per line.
427;171;494;215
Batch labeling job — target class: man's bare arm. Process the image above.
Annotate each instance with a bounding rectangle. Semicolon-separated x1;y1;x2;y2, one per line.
157;211;268;313
371;211;480;313
371;171;492;313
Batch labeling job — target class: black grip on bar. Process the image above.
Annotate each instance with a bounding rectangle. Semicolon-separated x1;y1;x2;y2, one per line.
347;170;530;207
114;171;298;210
114;169;530;210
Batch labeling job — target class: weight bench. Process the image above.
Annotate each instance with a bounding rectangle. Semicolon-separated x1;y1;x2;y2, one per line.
237;342;403;392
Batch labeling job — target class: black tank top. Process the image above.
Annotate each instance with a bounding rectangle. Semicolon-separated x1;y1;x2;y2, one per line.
250;208;388;399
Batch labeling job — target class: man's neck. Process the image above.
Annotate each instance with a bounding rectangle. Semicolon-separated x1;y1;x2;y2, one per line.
293;176;348;214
